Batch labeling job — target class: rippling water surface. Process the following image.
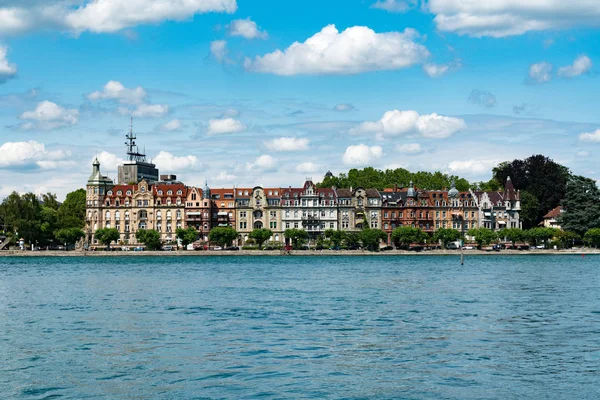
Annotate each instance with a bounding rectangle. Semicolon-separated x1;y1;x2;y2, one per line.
1;255;599;399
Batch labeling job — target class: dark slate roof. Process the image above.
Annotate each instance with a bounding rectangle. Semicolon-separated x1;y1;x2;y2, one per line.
335;188;352;198
365;188;381;198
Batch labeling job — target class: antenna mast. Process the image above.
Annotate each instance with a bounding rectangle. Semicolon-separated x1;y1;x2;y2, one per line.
125;116;147;163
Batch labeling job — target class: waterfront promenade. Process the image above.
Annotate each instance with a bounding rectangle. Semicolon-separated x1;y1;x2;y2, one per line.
2;248;599;257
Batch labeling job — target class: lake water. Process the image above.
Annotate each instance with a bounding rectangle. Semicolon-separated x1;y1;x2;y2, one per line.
1;255;599;399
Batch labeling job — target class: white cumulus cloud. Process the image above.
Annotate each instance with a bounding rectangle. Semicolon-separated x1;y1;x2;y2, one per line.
213;171;237;182
371;0;416;13
228;17;267;39
19;100;79;130
343;144;383;166
244;24;430;75
210;40;230;63
0;0;237;36
88;80;146;104
0;140;69;170
160;119;182;131
351;109;465;139
528;61;553;83
396;143;422;154
428;0;600;37
89;81;168;117
558;55;592;78
0;45;17;83
247;154;277;171
264;137;310;152
579;129;600;142
207;118;247;135
94;151;124;173
296;162;319;174
153;151;199;171
447;159;498;175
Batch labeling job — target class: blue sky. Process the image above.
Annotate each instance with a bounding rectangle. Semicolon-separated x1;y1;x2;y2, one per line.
1;0;599;199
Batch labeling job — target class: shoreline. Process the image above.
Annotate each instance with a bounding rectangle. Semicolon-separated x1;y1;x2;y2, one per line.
1;249;599;257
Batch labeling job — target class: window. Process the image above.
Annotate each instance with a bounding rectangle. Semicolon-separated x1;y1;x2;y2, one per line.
294;222;299;228
105;211;111;220
126;190;131;195
286;222;290;229
239;221;247;229
140;186;145;193
240;211;247;218
192;193;196;200
270;211;276;218
329;222;334;229
117;190;122;195
270;221;277;229
177;190;182;195
158;190;163;195
167;190;172;195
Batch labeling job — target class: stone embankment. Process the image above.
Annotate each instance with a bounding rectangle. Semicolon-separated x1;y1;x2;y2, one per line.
1;249;599;257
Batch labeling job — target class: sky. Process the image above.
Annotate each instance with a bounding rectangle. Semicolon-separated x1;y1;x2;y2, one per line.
1;0;599;200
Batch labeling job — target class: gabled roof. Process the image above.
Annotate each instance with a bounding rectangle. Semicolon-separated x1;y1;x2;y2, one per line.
365;188;381;198
543;206;563;219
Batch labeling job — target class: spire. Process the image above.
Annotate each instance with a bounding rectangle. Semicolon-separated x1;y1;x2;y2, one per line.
504;176;516;200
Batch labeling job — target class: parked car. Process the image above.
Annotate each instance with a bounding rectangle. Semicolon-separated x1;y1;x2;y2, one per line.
330;246;341;251
162;245;174;251
212;246;222;251
380;246;394;251
133;246;145;251
535;245;545;249
225;246;239;251
492;244;502;251
462;245;475;250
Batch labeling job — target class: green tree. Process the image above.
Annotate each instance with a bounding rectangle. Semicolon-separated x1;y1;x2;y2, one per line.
176;227;198;249
344;231;362;249
57;189;86;229
493;155;570;227
519;191;540;230
497;228;524;246
467;228;498;248
583;228;600;248
249;228;273;250
95;227;120;250
209;226;238;248
324;229;346;247
391;226;427;249
555;231;581;249
284;228;309;249
41;193;60;210
317;167;470;191
432;228;461;249
360;228;387;251
55;227;85;248
559;175;600;236
136;229;162;250
525;227;559;248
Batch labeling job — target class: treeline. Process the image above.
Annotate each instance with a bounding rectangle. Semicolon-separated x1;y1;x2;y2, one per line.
317;167;472;192
0;189;87;248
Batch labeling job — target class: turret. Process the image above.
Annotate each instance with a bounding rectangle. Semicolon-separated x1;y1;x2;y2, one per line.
407;180;416;198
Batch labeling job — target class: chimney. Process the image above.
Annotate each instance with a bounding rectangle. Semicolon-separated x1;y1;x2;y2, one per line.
394;183;398;193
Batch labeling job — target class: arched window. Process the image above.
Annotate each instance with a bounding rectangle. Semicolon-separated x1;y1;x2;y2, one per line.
115;211;120;220
166;210;172;219
167;190;173;195
177;190;182;195
156;210;162;219
105;211;111;220
138;221;147;230
117;190;122;195
138;210;148;219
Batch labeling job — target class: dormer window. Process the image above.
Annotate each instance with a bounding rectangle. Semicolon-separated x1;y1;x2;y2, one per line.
274;191;278;195
238;190;242;195
158;190;163;195
244;190;248;195
107;190;113;195
126;190;131;195
117;190;122;195
167;190;172;195
177;190;182;195
141;186;145;192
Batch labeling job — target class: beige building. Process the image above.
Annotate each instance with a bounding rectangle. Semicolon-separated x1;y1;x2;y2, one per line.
236;186;284;245
85;159;187;247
